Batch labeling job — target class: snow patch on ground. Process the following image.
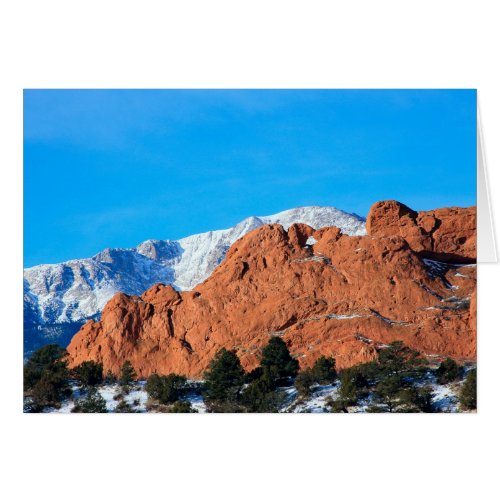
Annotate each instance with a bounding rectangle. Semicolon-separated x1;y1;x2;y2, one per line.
43;381;206;413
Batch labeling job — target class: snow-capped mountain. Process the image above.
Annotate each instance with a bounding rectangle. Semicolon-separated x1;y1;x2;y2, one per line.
24;206;365;353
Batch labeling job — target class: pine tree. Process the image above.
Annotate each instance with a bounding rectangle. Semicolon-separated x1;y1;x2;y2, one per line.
145;373;188;404
311;356;336;384
115;399;136;413
459;369;477;410
203;348;245;410
166;400;198;413
261;337;299;383
24;344;68;390
295;369;315;398
370;374;404;412
436;358;462;384
104;370;117;384
24;344;71;410
329;369;362;412
72;388;107;413
120;361;137;387
73;361;103;387
377;341;426;376
243;371;285;412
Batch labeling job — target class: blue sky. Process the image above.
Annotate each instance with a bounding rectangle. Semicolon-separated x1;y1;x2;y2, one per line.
24;89;476;267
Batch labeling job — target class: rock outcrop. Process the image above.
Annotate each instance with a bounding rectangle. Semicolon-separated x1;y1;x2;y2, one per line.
67;201;477;379
366;200;476;262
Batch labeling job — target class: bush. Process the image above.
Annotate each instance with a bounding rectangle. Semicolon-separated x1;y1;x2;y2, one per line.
296;356;337;398
397;385;434;413
310;356;336;384
166;400;198;413
120;361;137;387
115;400;136;413
243;371;285;412
24;344;71;410
105;370;117;384
459;369;477;410
261;337;299;383
295;369;315;398
72;388;107;413
369;374;404;412
24;344;68;390
329;369;364;412
377;341;427;376
203;348;245;409
436;358;462;384
145;373;188;405
73;361;103;387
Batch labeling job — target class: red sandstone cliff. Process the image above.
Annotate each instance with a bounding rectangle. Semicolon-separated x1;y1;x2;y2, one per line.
66;201;477;378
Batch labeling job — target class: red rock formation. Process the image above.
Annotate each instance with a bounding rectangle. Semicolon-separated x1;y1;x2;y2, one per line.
67;201;477;379
366;200;476;262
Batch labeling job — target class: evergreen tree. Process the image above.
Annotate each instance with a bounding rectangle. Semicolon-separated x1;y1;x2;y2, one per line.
459;369;477;410
377;341;426;376
261;337;299;383
397;385;434;413
24;344;68;390
369;374;404;412
243;371;285;412
115;399;136;413
104;370;117;384
24;344;71;410
145;373;188;405
329;368;363;412
72;388;107;413
436;358;462;384
120;361;137;387
310;356;337;384
166;400;198;413
73;361;103;387
203;348;245;410
295;369;315;398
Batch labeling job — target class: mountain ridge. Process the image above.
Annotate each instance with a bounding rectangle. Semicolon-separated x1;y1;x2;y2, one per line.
66;200;477;379
24;205;366;354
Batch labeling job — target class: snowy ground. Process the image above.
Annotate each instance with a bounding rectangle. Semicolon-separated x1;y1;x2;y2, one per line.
39;367;473;414
42;381;207;414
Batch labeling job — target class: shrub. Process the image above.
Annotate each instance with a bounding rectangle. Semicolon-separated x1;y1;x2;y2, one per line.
24;344;68;390
24;345;71;410
370;374;404;412
104;370;117;384
243;372;285;412
145;373;188;405
296;356;337;398
73;361;103;387
261;337;299;383
436;358;462;384
72;388;107;413
310;356;337;384
459;369;477;410
120;361;137;387
377;341;427;376
329;369;363;412
397;385;434;413
203;348;245;409
295;369;315;398
166;400;198;413
115;400;136;413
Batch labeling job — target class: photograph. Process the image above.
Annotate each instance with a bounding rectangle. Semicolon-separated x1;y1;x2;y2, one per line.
23;89;477;414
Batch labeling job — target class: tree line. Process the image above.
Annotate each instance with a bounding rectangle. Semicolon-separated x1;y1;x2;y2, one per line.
23;339;476;413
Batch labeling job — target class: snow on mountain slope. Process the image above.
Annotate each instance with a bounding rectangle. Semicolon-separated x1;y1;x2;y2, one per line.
24;206;365;338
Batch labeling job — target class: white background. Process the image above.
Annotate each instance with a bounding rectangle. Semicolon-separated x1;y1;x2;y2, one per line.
1;1;499;499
